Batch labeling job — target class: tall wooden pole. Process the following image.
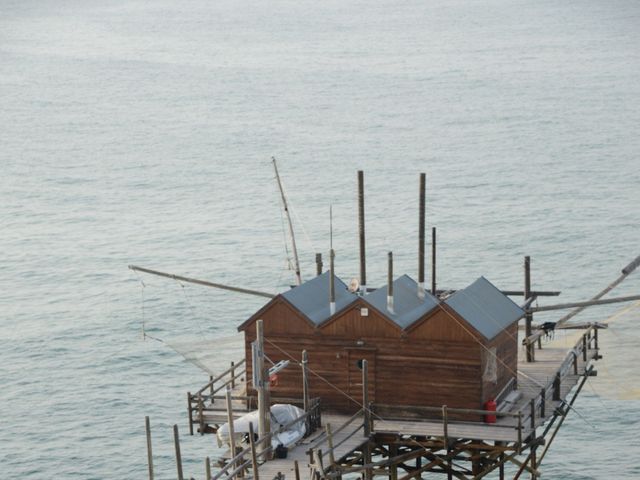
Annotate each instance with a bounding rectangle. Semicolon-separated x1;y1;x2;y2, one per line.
358;170;367;294
362;359;372;480
387;252;394;313
524;256;534;362
256;319;270;459
302;350;309;413
431;227;437;295
329;249;336;315
272;158;302;285
173;425;184;480
226;386;240;476
145;416;154;480
418;173;426;298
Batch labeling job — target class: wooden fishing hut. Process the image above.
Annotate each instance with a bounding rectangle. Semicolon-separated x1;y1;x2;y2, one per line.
238;271;524;417
135;167;640;479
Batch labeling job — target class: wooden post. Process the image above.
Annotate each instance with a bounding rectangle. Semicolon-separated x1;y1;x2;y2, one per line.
362;359;372;480
573;352;578;375
205;457;211;480
387;252;394;313
530;447;537;480
362;359;370;436
173;425;184;480
431;227;436;295
517;413;523;453
441;405;449;449
329;249;336;315
145;416;154;480
249;423;259;480
418;172;426;298
294;460;300;480
594;326;599;349
553;372;561;401
443;405;452;480
187;392;194;436
210;375;214;397
316;253;323;276
226;386;242;477
582;335;588;362
524;256;534;362
231;361;236;388
198;393;205;435
326;423;336;466
256;319;270;459
389;443;398;480
530;399;536;430
540;388;546;417
302;350;309;414
358;170;367;293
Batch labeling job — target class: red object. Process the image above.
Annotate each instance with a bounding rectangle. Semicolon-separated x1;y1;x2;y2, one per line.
484;399;497;424
269;373;279;387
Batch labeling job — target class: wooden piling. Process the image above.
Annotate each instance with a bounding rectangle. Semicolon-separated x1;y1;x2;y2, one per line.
326;423;336;466
145;416;154;480
187;392;193;436
530;399;536;430
249;423;259;480
294;460;300;480
206;457;211;480
226;386;241;477
540;388;546;417
553;372;561;401
582;335;587;362
173;424;184;480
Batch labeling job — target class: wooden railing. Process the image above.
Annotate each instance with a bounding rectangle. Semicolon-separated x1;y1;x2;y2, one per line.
188;359;246;435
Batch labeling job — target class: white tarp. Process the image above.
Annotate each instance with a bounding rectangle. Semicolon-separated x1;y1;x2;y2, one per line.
217;404;306;450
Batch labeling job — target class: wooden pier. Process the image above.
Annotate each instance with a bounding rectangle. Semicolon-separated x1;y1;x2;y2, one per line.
174;321;600;480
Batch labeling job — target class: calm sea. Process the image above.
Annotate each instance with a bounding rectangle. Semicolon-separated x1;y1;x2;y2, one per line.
2;0;639;478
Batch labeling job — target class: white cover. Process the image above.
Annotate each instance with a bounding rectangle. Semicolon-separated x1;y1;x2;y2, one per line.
217;404;306;450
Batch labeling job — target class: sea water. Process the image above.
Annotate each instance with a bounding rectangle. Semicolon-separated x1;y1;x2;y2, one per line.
1;0;639;478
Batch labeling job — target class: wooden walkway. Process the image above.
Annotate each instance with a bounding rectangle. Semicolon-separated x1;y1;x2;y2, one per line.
256;413;369;480
374;327;598;443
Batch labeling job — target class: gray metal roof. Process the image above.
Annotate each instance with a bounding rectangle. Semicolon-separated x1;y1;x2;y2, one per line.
444;276;524;340
364;275;440;329
282;271;358;326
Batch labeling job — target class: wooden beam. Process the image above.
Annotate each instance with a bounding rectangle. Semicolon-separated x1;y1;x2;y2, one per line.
128;265;274;298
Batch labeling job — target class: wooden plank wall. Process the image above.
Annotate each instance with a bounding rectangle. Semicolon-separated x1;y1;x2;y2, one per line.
241;297;517;415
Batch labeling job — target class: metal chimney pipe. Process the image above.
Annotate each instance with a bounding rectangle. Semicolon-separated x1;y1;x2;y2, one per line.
315;253;323;276
329;249;336;315
358;170;367;295
387;251;395;314
431;227;437;295
418;173;426;299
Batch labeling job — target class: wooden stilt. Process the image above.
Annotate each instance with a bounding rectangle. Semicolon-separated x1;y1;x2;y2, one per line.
249;423;259;480
145;416;154;480
173;425;184;480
